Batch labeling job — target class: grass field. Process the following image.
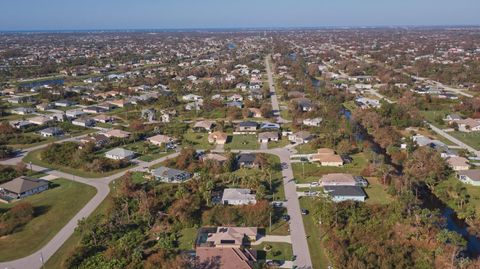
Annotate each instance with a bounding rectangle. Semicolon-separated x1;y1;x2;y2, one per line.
182;130;214;150
122;141;170;162
421;110;449;128
0;179;96;261
299;198;331;269
364;177;394;205
448;131;480;150
292;152;369;183
44;184;113;269
224;134;259;150
252;242;293;261
177;227;198;250
268;138;291;149
23;148;133;178
294;142;317;154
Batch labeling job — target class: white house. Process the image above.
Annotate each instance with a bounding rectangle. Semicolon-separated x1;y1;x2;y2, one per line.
105;148;136;160
457;170;480;186
221;188;257;205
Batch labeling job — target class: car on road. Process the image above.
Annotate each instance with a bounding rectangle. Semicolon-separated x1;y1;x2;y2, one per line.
301;208;309;215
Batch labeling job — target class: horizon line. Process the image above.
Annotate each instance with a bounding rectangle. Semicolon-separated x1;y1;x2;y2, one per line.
1;24;480;33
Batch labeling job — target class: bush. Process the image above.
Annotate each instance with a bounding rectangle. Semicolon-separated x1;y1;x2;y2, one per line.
0;202;34;236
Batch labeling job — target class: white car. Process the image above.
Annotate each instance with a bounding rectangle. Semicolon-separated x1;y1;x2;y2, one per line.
309;182;319;187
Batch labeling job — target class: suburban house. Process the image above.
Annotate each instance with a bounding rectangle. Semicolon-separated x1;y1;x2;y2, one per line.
319;173;368;187
324;185;367;202
79;134;109;148
28;115;51;125
66;109;86;118
456;118;480;132
237;153;257;168
237;121;258;132
258;132;279;143
457;170;480;186
151;166;192;183
205;227;258;248
105;148;136;160
0;176;49;200
288;131;314;144
39;127;64;137
303;117;323;127
201;153;228;164
72;117;96;127
446;156;470;171
193;120;216;132
310;148;344;167
293;98;314;112
444;113;463;122
221;188;257;205
11;107;35;115
54;100;76;107
248;108;262;118
195;247;256;269
208;131;228;145
103;129;131;139
92;114;114;123
259;122;280;130
147;134;176;147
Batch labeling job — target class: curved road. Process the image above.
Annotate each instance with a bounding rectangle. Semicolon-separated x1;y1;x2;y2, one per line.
0;138;179;269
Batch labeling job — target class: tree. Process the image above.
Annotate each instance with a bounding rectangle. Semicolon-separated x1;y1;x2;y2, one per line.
403;147;449;191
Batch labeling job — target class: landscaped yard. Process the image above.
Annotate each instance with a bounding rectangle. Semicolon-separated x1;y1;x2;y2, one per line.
224;134;259;150
268;138;291;149
0;178;96;261
299;198;331;269
182;130;214;150
123;141;170;161
177;227;198;250
292;152;369;183
448;131;480;150
294;142;317;154
23;148;133;178
252;242;293;261
364;177;394;205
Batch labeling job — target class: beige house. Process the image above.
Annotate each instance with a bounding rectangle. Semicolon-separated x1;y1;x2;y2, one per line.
446;156;470;171
208;131;228;145
103;129;131;139
319;173;356;187
206;227;258;248
147;134;176;146
310;148;343;167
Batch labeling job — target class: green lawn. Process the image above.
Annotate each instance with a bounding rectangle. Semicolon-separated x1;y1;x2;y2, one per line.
448;131;480;150
182;130;214;150
23;148;134;178
45;184;114;269
292;153;369;183
252;242;293;261
421;110;449;128
123;141;170;161
0;178;96;261
267;208;290;236
364;177;394;205
280;110;292;121
268;138;291;149
343;101;358;112
177;227;198;250
299;198;331;269
294;142;317;154
224;134;259;150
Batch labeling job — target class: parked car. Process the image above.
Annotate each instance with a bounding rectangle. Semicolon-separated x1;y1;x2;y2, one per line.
301;209;309;215
304;190;318;196
282;214;290;221
309;181;319;187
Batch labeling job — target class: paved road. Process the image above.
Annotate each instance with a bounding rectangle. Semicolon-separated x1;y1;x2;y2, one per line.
218;148;313;269
427;122;480;157
413;76;473;98
265;55;290;124
0;143;179;269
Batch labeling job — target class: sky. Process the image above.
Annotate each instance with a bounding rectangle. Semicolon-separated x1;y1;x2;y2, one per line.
1;0;480;31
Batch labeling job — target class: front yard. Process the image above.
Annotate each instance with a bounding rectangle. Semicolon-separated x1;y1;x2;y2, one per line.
0;178;96;261
224;134;259;150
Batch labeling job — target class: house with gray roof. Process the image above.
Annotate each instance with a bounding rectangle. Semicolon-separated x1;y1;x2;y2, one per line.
457;169;480;186
151;166;192;183
105;148;136;160
221;188;257;205
40;127;64;137
0;176;49;200
324;185;367;202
